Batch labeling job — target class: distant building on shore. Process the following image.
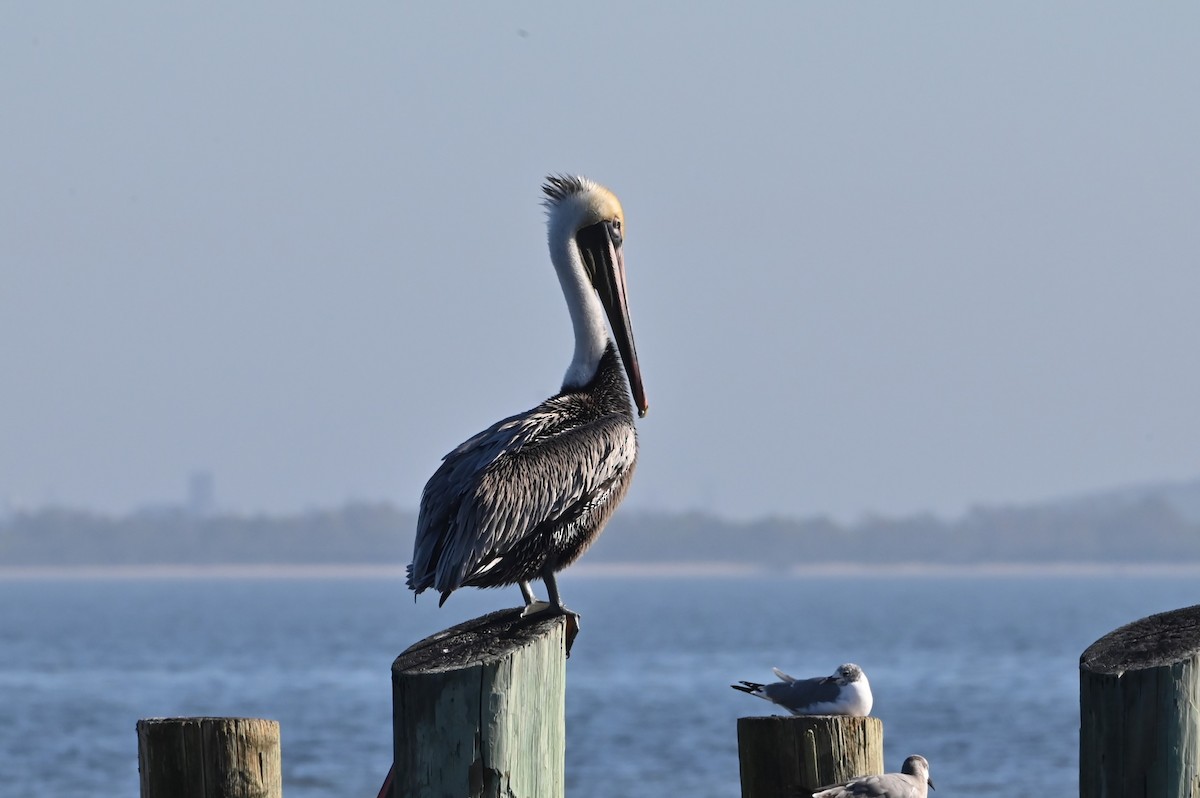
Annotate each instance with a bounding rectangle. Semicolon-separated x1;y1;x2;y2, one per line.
187;471;215;518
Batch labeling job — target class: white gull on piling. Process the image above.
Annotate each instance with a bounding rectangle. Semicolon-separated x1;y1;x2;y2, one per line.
731;663;873;716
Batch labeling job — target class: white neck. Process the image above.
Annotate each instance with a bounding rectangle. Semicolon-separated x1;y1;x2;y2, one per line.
843;678;873;716
549;233;609;389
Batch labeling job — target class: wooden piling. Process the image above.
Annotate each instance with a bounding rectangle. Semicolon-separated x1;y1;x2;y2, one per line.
1080;603;1200;798
737;715;884;797
391;607;571;798
136;717;282;798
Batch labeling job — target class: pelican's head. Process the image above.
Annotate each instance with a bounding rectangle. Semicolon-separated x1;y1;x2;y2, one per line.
542;174;647;418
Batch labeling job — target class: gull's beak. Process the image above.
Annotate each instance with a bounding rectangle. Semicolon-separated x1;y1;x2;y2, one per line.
578;220;648;417
928;778;936;790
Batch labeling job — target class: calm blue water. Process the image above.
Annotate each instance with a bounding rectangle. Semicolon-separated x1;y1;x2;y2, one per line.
0;572;1196;797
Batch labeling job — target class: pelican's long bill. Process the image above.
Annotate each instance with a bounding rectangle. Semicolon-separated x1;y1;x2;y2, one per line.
576;219;648;417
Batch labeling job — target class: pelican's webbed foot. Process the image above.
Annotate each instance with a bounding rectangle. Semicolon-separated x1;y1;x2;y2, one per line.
521;600;578;619
519;574;581;648
520;599;556;617
519;574;581;628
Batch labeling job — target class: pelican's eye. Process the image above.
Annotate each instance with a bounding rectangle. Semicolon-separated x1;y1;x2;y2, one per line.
608;219;623;248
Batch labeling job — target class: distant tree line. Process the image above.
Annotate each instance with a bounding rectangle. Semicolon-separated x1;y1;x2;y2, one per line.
2;494;1199;566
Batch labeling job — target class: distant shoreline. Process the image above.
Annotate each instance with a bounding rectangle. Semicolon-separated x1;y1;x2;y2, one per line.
3;561;1200;581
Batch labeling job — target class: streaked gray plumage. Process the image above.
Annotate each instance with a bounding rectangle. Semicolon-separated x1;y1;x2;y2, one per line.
812;755;934;798
732;663;873;716
406;175;646;614
408;346;636;604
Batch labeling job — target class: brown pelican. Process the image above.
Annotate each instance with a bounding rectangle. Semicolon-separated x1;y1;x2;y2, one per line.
406;174;648;616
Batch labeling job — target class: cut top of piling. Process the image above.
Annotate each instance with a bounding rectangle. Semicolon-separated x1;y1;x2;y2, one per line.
393;607;569;674
1080;603;1200;674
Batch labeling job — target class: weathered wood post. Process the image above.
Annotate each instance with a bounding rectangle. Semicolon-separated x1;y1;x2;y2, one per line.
136;717;282;798
737;715;884;797
391;607;571;798
1080;603;1200;798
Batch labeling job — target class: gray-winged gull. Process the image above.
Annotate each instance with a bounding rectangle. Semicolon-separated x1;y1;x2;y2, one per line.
812;754;935;797
731;663;873;716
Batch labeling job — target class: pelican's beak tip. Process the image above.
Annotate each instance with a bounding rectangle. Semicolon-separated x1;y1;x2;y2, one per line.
638;404;649;419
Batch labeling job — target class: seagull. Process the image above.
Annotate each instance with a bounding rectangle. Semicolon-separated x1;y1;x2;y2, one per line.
812;755;935;797
731;663;873;716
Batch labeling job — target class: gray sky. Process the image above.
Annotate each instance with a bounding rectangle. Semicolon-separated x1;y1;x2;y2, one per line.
3;3;1198;521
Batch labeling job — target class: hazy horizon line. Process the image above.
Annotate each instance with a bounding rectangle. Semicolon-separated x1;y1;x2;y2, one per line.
4;470;1198;526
